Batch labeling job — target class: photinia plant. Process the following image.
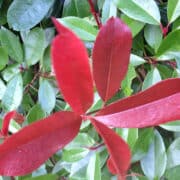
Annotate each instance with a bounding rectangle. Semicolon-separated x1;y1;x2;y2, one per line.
0;17;180;180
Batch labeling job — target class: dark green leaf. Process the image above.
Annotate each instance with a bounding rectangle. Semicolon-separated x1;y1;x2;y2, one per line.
0;28;23;63
38;79;56;114
27;104;46;124
156;29;180;60
142;67;161;90
114;0;160;25
24;28;46;66
132;128;154;163
7;0;55;31
167;0;180;23
86;153;101;180
58;17;98;41
2;73;23;111
0;46;8;70
166;137;180;169
63;0;90;18
140;130;167;179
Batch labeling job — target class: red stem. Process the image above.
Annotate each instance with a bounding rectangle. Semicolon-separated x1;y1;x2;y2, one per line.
88;0;102;29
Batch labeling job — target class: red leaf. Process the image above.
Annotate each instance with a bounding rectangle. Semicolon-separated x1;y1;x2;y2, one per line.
91;119;131;179
0;111;16;136
93;17;132;102
0;111;81;176
95;78;180;128
51;18;94;115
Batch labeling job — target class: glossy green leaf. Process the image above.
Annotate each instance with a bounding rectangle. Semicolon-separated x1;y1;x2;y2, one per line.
144;25;162;51
7;0;55;31
140;130;167;179
2;74;23;111
63;148;89;162
62;0;91;18
0;78;6;100
130;54;146;66
2;63;20;82
132;128;154;163
58;17;98;41
156;29;180;60
86;153;101;180
24;174;58;180
0;28;23;63
165;165;180;180
102;0;117;23
167;0;180;23
160;121;180;132
166;137;180;169
27;104;46;124
114;0;160;25
121;64;136;96
24;28;45;66
38;80;56;114
116;128;138;149
0;46;8;70
142;67;161;90
121;15;145;37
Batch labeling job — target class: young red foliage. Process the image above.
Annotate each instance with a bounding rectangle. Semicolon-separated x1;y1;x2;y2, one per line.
91;119;131;180
95;78;180;128
93;17;132;102
98;78;180;115
51;18;94;115
0;111;81;176
0;16;179;179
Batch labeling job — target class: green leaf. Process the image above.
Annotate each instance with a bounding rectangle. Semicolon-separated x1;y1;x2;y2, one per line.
2;63;20;82
65;133;95;149
63;0;91;18
27;104;46;124
142;67;161;90
102;0;117;23
166;137;180;169
116;128;138;149
58;17;98;41
121;64;136;96
130;54;146;66
160;121;180;132
38;79;56;114
24;28;46;66
0;78;6;100
132;128;154;163
41;46;51;72
0;46;8;70
121;14;145;37
156;29;180;60
2;74;23;111
63;148;89;162
114;0;160;25
63;133;95;163
24;174;58;180
7;0;55;31
165;165;180;180
86;153;101;180
144;25;162;51
167;0;180;23
140;130;167;180
0;28;23;63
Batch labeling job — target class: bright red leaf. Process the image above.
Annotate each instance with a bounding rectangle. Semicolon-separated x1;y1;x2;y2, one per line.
0;111;81;176
51;18;94;115
91;119;131;180
93;17;132;102
95;78;180;128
